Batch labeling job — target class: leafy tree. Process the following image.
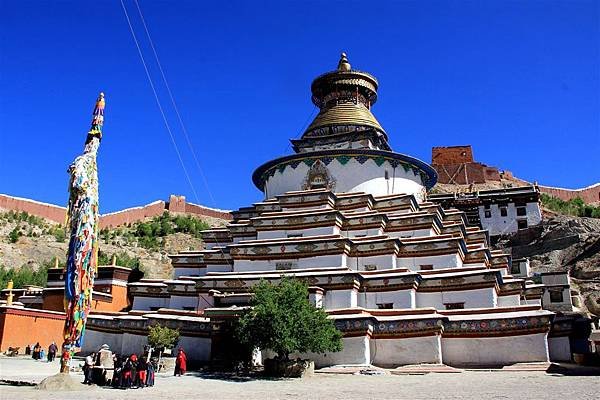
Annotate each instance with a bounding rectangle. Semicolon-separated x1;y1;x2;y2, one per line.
236;278;342;361
148;324;180;365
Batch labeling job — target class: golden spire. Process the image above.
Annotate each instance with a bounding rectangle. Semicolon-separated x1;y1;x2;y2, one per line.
337;52;351;71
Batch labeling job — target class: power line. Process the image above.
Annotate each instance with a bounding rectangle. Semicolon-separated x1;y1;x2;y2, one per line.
119;0;201;204
133;0;217;207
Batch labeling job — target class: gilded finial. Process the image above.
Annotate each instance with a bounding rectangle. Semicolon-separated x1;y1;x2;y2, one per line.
337;52;351;71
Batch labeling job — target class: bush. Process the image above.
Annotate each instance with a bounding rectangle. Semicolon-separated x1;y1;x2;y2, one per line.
131;212;210;249
235;278;342;361
97;251;142;270
49;225;66;242
8;226;21;243
540;194;600;219
0;262;50;289
148;325;180;351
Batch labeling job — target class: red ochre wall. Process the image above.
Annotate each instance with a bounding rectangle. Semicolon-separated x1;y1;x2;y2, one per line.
432;146;474;164
538;185;600;204
0;307;65;352
42;285;130;313
0;195;65;224
0;194;232;229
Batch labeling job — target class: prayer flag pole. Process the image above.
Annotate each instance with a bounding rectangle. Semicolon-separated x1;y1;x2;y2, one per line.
60;93;105;373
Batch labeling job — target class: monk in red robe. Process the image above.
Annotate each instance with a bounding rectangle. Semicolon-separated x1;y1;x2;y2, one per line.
174;348;187;376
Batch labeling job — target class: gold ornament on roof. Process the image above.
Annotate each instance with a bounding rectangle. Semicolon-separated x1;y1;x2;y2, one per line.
338;52;351;71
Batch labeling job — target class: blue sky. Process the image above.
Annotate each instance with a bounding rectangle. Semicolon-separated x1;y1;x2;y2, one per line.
1;0;598;213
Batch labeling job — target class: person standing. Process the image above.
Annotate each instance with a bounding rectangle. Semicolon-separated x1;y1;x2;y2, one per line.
174;348;187;376
137;357;147;388
32;342;41;360
146;359;156;387
47;342;58;362
83;352;95;384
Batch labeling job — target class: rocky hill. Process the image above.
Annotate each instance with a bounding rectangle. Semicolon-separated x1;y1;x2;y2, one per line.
498;212;600;317
0;209;227;283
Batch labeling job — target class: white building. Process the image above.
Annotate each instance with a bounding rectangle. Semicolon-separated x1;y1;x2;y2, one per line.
84;53;575;368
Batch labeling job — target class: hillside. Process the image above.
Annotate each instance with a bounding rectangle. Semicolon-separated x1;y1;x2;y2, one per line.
0;209;227;284
433;182;600;318
497;211;600;317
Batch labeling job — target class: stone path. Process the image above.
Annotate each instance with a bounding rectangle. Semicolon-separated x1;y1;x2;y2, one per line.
1;356;599;400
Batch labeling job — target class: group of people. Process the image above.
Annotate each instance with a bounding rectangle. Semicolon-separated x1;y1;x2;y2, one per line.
27;342;58;362
82;345;164;389
109;353;157;389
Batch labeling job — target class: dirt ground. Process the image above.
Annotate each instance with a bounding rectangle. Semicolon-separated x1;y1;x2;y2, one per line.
1;357;598;400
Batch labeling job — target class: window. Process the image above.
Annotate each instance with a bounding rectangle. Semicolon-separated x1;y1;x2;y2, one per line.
182;306;196;311
149;307;160;311
510;263;521;275
484;210;491;218
516;207;527;216
517;219;528;230
287;233;303;238
364;264;377;271
420;264;433;271
276;262;295;270
444;302;465;310
549;290;564;303
500;207;508;217
377;303;393;309
484;204;491;210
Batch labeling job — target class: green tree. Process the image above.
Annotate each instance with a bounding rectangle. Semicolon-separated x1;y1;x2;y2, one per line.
147;324;180;364
236;278;342;361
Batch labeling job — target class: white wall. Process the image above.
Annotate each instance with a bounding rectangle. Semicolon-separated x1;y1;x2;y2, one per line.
497;294;521;307
304;336;371;367
323;289;357;309
169;295;199;310
548;336;571;362
416;287;497;309
542;287;573;312
121;332;148;356
343;228;383;238
348;254;396;271
132;296;169;311
387;228;434;239
178;336;211;363
81;329;122;355
309;292;324;308
264;158;426;200
233;254;346;272
371;335;442;366
478;202;542;236
205;264;233;274
197;294;215;311
357;289;415;309
174;267;205;278
441;332;549;366
397;253;462;270
257;226;338;240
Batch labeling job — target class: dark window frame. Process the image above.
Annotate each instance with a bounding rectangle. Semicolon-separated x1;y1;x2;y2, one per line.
444;302;465;310
549;290;564;303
